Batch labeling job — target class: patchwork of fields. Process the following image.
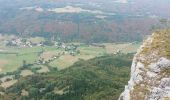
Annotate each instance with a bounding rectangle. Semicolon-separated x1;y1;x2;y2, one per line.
0;42;141;73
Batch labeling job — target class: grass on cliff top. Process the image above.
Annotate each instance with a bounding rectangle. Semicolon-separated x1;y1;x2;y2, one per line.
140;29;170;59
133;29;170;99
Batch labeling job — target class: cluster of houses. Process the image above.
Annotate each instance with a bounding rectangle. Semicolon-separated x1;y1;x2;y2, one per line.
55;42;79;55
5;38;78;50
6;38;43;47
4;37;79;56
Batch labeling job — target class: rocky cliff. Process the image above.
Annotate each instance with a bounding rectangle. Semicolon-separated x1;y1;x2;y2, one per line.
119;29;170;100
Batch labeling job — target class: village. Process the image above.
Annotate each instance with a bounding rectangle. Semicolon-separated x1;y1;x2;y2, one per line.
0;34;141;72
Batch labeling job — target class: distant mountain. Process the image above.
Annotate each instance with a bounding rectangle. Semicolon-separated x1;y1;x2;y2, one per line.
119;29;170;99
0;0;169;42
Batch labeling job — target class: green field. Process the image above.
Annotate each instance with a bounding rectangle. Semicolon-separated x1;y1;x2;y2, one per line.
0;47;41;73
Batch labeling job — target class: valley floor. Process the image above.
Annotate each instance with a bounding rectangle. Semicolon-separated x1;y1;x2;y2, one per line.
0;42;140;73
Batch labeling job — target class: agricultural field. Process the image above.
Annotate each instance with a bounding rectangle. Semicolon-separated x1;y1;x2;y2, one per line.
0;42;141;73
0;47;42;73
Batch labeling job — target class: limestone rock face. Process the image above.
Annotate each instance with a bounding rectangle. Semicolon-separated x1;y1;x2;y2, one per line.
119;29;170;100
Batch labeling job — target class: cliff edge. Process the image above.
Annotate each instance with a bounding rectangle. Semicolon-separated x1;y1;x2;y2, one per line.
119;29;170;100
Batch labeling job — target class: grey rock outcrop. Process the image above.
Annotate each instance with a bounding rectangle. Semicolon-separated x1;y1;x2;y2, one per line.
119;29;170;100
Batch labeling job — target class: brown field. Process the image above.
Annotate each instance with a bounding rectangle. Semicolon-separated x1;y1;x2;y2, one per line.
0;80;17;89
37;66;50;73
20;70;34;77
40;51;58;61
0;60;8;72
50;54;79;70
61;55;78;61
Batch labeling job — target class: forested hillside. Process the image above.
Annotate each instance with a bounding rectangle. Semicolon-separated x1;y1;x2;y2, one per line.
1;54;133;100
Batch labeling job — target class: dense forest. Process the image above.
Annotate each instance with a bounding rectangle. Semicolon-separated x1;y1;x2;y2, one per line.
1;54;133;100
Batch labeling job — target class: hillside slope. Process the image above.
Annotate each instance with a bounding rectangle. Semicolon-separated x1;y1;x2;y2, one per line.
2;54;133;100
119;29;170;100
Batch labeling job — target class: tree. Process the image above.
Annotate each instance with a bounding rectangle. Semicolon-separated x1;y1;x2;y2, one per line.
29;87;39;99
22;60;27;68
